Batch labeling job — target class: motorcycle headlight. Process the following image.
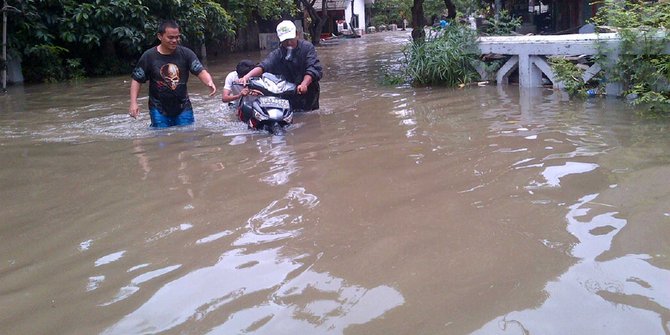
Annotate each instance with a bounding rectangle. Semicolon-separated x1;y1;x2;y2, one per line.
267;109;283;120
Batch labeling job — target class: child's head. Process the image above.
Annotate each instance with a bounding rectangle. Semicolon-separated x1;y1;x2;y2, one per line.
236;60;256;77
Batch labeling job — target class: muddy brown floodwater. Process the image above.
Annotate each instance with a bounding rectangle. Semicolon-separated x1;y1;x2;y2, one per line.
1;29;669;335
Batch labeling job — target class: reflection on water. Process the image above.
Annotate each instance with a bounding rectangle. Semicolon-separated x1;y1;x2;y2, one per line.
101;188;403;334
254;137;301;186
537;162;599;187
1;30;670;335
234;187;318;246
467;88;670;334
474;192;670;335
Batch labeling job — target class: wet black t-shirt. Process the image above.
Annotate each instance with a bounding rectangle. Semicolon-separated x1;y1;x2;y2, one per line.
259;40;323;111
131;46;204;116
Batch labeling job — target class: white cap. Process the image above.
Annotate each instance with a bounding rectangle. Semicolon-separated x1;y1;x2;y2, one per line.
276;20;297;42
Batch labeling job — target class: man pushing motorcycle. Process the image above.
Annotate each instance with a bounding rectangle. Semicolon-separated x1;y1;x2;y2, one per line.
238;20;323;112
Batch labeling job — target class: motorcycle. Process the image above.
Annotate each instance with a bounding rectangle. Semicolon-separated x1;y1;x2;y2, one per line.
236;73;296;136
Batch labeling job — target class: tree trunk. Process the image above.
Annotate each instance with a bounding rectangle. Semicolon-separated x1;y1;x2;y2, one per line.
300;0;322;45
444;0;456;19
315;0;329;41
411;0;425;41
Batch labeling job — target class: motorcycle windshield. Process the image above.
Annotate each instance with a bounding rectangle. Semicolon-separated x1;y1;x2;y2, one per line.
250;73;296;95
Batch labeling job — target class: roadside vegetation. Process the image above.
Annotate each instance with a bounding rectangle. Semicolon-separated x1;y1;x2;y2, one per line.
381;8;520;87
5;0;294;83
379;0;669;116
401;23;481;87
5;0;668;116
551;0;670;115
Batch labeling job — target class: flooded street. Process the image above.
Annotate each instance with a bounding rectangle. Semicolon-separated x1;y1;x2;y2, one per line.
1;30;670;334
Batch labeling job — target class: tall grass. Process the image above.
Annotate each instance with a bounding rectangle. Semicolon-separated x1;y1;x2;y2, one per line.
402;24;481;87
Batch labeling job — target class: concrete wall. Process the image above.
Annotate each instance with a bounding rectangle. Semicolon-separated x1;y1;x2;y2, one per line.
259;33;280;51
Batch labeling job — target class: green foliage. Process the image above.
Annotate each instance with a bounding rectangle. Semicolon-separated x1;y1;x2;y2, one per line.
482;10;522;36
6;0;239;83
454;0;487;16
549;57;587;97
591;0;670;115
423;0;486;22
478;58;503;80
21;44;86;82
22;44;69;83
379;60;410;86
590;0;670;29
372;0;411;25
58;0;152;51
65;59;86;81
225;0;296;31
371;15;389;27
153;0;234;46
87;56;135;77
401;23;481;87
379;69;408;86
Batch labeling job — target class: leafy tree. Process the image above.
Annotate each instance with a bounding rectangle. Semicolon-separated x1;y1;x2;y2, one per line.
58;0;149;52
372;0;411;26
423;0;485;24
218;0;296;50
371;14;389;27
481;9;521;36
143;0;234;47
7;0;236;82
223;0;295;27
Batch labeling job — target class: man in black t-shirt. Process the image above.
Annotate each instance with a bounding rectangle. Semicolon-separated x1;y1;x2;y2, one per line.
129;20;216;127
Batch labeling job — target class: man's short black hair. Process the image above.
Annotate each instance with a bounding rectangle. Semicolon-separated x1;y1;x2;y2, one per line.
236;60;256;77
158;20;180;34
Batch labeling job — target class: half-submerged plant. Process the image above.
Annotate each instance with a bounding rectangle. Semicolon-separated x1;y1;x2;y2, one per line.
591;0;670;115
549;57;587;97
403;22;481;87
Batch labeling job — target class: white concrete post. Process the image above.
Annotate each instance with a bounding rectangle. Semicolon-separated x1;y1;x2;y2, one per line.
518;54;543;87
604;49;623;96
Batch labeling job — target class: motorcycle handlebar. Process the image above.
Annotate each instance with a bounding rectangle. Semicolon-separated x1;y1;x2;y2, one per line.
236;77;297;97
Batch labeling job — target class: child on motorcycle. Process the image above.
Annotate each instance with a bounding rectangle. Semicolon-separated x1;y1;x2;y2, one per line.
222;59;256;109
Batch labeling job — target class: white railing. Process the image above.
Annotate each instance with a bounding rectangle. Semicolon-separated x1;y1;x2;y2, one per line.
476;32;670;95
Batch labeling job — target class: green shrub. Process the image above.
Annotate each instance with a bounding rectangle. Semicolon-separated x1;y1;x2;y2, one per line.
483;10;522;36
65;58;86;81
402;23;481;86
549;57;587;97
371;15;389;27
23;44;70;83
591;0;670;115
